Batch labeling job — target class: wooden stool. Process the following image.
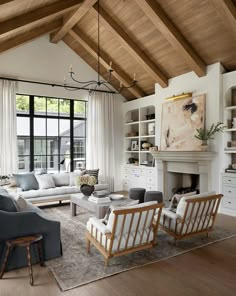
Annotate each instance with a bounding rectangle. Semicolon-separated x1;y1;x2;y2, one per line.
0;234;44;286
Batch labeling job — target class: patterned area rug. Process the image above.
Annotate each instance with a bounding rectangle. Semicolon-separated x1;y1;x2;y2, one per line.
44;205;236;292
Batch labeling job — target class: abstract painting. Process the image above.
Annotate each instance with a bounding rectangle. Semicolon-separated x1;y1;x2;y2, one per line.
160;94;205;151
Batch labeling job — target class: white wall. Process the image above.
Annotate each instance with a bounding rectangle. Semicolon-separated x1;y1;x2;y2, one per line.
0;35;125;189
123;63;225;193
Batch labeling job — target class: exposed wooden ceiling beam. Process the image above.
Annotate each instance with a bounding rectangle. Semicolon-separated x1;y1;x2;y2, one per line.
51;0;97;44
0;20;61;54
92;4;168;88
211;0;236;40
135;0;206;77
0;0;82;37
66;29;146;98
0;0;14;4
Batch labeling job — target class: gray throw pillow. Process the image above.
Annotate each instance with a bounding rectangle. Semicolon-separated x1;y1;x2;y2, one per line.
84;169;99;184
13;173;39;191
0;189;18;212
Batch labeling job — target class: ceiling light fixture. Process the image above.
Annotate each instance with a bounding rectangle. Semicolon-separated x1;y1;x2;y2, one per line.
63;0;137;94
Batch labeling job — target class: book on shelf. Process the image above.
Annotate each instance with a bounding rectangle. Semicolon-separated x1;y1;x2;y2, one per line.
88;196;111;204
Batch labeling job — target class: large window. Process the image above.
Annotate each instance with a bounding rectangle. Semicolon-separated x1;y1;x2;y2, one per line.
16;94;87;173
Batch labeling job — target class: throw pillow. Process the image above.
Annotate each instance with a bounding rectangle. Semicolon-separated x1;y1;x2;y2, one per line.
52;173;70;187
13;173;39;191
169;191;197;213
84;169;99;184
0;189;18;212
35;174;56;190
69;170;84;186
103;199;139;225
15;195;28;211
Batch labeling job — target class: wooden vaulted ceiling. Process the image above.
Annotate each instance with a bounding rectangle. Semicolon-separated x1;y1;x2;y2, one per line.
0;0;236;100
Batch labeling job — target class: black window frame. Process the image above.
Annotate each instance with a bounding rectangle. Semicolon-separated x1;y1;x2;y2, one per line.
16;94;87;173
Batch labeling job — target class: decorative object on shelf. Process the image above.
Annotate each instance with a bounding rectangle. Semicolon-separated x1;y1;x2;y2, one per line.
76;175;96;197
194;122;225;151
232;118;236;128
128;157;139;164
145;114;155;120
142;142;151;150
149;146;158;152
127;131;138;137
165;92;192;101
148;122;155;135
161;95;206;151
63;0;137;95
131;140;139;151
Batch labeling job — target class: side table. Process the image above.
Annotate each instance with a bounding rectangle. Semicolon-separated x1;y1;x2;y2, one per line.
0;234;44;286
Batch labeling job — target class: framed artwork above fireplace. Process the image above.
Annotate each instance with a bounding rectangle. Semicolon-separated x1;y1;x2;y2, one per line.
160;94;206;151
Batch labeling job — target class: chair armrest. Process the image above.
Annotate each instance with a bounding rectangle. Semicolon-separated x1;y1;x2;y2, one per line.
0;210;60;241
88;217;110;235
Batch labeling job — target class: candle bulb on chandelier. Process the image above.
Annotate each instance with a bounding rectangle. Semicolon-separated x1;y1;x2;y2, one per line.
63;76;66;84
133;73;136;81
120;81;123;88
70;64;73;72
109;61;112;69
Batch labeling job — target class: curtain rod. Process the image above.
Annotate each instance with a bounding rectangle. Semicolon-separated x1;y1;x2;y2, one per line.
0;76;116;94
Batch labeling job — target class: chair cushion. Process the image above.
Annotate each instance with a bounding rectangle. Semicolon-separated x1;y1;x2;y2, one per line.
13;172;39;191
0;189;18;212
176;191;216;219
52;173;70;187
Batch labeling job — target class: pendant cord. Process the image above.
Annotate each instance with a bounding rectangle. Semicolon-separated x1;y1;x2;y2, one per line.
97;0;100;83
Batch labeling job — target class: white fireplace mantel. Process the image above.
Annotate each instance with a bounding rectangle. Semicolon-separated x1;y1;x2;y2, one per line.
151;151;216;201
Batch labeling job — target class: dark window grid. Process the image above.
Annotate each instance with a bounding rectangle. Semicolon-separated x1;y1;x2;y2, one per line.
16;95;87;173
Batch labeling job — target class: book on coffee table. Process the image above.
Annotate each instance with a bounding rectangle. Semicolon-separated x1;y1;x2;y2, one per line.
88;196;111;204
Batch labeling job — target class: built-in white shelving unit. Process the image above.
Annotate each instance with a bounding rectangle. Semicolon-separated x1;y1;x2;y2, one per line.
123;104;157;191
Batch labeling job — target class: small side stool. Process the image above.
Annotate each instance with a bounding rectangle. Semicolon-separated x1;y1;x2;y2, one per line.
144;191;163;203
0;234;44;286
129;188;146;203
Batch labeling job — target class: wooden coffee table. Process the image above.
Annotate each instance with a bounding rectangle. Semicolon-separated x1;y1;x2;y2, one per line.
0;234;44;286
70;193;133;219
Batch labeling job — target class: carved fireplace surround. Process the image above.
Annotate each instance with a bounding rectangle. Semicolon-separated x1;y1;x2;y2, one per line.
151;151;215;202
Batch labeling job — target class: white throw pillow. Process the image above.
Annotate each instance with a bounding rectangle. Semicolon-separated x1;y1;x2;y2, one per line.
69;170;84;186
169;191;197;212
52;173;69;187
35;174;56;189
15;195;28;211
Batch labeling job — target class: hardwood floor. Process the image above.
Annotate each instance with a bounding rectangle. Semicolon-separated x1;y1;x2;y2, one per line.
1;214;236;296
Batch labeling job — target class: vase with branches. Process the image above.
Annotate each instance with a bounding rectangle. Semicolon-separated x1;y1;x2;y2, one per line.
195;122;225;150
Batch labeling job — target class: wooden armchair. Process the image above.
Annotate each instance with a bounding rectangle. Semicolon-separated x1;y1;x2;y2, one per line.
160;192;223;244
86;201;164;265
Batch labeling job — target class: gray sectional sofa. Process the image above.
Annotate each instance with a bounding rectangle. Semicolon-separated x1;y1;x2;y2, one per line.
0;189;62;271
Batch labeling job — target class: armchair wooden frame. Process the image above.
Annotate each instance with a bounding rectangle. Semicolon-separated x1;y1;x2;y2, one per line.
161;194;223;243
86;203;164;266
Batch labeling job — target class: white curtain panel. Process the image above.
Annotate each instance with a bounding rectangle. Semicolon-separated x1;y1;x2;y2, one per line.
87;92;115;191
0;80;18;175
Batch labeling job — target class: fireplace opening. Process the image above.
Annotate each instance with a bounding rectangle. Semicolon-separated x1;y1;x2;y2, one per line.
167;172;200;200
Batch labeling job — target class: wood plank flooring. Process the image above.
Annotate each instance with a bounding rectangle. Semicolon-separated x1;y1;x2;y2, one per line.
1;214;236;296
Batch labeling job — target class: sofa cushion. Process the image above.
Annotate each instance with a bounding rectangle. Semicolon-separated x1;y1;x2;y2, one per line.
0;189;18;212
35;174;56;190
52;173;69;187
13;173;39;191
69;171;83;186
84;169;99;184
18;183;109;199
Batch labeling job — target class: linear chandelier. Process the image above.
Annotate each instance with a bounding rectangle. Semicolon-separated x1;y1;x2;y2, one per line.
63;0;137;94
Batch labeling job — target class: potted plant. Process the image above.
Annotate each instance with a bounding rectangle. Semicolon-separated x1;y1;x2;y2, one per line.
75;174;97;196
194;122;225;151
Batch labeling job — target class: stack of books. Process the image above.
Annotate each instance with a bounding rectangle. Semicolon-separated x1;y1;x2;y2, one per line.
88;196;111;204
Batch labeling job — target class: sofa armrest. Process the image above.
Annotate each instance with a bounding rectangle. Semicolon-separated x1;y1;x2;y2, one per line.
0;210;60;241
87;217;110;235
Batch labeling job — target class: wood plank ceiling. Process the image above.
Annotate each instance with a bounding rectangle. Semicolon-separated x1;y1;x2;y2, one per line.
0;0;235;100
